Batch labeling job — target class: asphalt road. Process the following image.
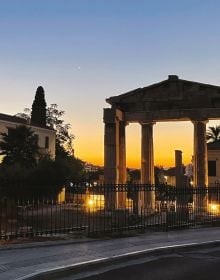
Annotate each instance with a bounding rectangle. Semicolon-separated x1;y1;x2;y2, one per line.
57;245;220;280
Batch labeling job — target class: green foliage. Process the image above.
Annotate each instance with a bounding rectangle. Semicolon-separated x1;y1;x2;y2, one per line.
127;169;140;183
0;156;85;198
85;169;104;182
0;164;30;198
46;104;74;157
4;102;84;198
154;166;165;185
56;156;85;182
31;86;47;127
16;103;75;157
206;125;220;143
127;167;164;184
0;125;39;168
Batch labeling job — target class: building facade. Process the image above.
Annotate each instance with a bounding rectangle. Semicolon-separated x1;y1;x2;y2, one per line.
0;86;56;160
0;113;56;160
208;141;220;186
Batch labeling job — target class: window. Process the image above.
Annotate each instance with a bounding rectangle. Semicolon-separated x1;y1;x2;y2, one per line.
208;161;216;177
7;127;13;136
45;136;49;149
34;134;39;145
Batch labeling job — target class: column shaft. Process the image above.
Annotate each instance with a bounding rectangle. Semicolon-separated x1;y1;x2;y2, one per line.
141;122;155;210
104;122;119;184
193;120;208;213
117;121;127;208
119;121;126;184
193;121;208;188
175;150;183;188
141;123;155;184
104;120;120;210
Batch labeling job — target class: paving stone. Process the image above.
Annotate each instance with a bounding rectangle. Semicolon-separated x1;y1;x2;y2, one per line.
1;227;220;280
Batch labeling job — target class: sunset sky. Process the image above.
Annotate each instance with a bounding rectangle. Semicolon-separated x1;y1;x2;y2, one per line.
1;1;220;168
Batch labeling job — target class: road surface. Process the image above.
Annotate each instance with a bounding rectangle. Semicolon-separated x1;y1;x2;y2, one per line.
57;244;220;280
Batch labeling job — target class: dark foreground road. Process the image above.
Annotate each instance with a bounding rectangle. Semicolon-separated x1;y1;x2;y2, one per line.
83;254;220;280
57;245;220;280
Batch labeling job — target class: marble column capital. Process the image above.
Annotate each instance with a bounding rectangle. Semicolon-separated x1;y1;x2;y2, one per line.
139;121;156;126
119;120;129;126
191;119;209;125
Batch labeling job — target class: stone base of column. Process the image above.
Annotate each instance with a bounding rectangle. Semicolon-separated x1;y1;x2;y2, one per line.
104;192;116;211
116;192;127;209
144;190;156;212
137;191;145;215
135;191;156;216
193;192;208;215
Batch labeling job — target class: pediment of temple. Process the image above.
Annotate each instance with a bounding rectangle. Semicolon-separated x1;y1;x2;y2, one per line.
106;75;220;113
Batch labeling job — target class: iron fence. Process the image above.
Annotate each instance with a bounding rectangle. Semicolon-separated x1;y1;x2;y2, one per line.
1;184;220;239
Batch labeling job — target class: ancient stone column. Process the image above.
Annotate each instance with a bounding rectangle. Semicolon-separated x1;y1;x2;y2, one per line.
141;122;156;211
104;122;119;184
103;108;120;210
175;150;188;220
175;150;183;188
104;108;127;210
119;121;127;184
117;121;127;208
192;120;208;213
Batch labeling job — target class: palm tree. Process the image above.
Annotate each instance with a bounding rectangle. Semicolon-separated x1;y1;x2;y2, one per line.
0;125;39;167
206;125;220;143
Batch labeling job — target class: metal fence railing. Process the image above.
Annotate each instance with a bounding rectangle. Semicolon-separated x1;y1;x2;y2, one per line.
1;184;220;239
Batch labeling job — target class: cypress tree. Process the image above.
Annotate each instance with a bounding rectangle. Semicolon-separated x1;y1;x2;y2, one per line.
31;86;47;127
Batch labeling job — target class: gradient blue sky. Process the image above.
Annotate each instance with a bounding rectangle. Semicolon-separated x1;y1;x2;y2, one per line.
1;0;220;167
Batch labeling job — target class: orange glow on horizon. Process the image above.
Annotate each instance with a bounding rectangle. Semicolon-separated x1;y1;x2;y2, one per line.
74;121;197;168
73;120;220;168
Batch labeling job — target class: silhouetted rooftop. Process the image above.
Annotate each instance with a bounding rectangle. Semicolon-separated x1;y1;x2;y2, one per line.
0;113;27;125
207;141;220;150
163;166;186;177
106;75;220;105
164;167;176;176
0;113;54;131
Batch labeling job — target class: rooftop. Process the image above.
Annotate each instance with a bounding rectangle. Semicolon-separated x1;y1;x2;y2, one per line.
0;113;27;125
0;113;54;131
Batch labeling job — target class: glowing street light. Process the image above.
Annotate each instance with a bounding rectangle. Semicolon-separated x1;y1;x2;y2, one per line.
208;203;220;214
88;199;94;206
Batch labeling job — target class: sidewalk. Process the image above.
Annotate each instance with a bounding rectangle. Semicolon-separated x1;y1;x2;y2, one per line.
1;227;220;280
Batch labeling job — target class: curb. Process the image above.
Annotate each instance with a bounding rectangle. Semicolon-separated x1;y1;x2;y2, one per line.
15;239;220;280
0;226;215;251
0;237;101;251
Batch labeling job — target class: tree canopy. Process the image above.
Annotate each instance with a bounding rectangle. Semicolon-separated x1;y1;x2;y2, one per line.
31;86;47;127
46;104;74;158
0;125;39;168
206;125;220;143
0;100;86;198
16;103;74;158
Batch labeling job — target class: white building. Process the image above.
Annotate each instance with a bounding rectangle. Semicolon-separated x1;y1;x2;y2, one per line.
207;141;220;186
0;113;56;160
